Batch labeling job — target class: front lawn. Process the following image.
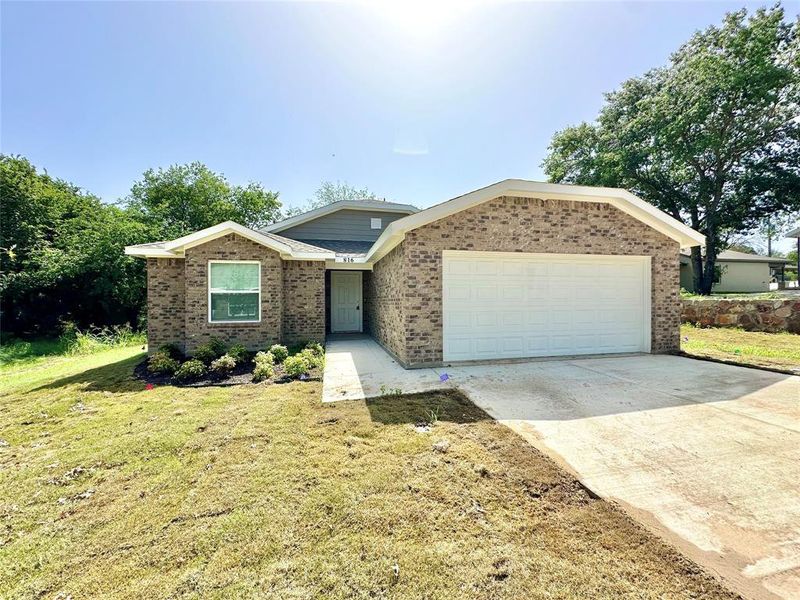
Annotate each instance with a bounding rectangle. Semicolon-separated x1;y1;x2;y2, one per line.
681;323;800;373
0;347;735;599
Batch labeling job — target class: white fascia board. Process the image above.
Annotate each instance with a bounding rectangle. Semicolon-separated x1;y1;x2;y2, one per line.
164;221;292;254
125;221;334;260
364;179;705;262
264;201;419;233
124;246;177;258
786;227;800;238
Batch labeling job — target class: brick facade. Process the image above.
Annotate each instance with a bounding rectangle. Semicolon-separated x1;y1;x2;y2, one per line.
146;233;326;354
364;243;408;364
146;258;186;352
146;198;682;366
282;260;326;344
370;196;681;366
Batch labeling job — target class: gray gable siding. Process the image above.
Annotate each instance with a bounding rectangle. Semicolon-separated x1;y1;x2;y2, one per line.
278;209;410;242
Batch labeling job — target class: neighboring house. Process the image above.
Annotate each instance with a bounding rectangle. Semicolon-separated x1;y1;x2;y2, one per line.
125;179;704;368
679;250;790;293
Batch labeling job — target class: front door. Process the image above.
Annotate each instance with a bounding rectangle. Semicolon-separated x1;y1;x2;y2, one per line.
331;271;363;333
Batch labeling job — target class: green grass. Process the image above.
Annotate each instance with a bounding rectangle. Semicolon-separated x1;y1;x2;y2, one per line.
681;323;800;372
0;348;736;599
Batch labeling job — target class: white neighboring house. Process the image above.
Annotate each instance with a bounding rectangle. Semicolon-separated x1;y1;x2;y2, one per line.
680;249;790;293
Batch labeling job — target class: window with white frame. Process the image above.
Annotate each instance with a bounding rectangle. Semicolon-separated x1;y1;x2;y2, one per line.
370;218;382;230
208;261;261;323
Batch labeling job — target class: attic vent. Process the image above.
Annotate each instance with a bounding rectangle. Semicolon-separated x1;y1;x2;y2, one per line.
371;218;382;230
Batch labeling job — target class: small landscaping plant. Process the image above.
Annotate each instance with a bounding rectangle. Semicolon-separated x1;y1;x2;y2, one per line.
268;344;289;363
210;353;237;376
305;341;324;357
299;348;324;370
147;351;180;375
193;338;228;364
252;351;276;382
157;343;183;360
227;343;248;362
174;359;207;382
282;354;310;378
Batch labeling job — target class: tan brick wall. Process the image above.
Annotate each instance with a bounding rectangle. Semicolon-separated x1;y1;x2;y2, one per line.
146;233;327;354
282;260;326;344
364;243;407;364
146;258;185;354
184;234;284;353
370;196;680;366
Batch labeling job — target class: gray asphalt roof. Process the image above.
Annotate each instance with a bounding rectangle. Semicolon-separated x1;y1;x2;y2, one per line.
297;239;374;258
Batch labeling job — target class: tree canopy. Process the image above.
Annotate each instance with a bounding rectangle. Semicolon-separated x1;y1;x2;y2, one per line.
543;6;800;294
284;180;377;217
127;162;281;240
1;157;282;335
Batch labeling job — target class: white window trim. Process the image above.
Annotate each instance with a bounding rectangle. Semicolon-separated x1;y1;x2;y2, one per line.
208;260;261;324
370;217;382;230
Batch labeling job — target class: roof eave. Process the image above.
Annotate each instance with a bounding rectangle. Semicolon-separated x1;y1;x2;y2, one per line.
264;200;419;233
364;180;705;261
124;221;335;260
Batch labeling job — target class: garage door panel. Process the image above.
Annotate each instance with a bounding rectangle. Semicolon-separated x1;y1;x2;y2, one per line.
443;252;650;361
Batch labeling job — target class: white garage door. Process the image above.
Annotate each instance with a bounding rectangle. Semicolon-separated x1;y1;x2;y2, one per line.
442;251;651;361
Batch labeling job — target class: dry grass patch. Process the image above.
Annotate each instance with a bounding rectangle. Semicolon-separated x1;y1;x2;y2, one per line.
681;323;800;372
0;347;738;599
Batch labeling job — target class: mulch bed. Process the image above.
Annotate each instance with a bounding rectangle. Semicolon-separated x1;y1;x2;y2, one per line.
133;357;322;388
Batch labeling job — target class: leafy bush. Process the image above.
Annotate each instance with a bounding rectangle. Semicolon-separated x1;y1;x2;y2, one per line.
228;343;248;362
299;348;324;370
210;354;237;376
305;341;324;357
252;351;276;382
157;343;183;360
147;351;179;375
174;359;207;382
193;338;227;364
254;351;275;365
283;354;310;378
268;344;289;363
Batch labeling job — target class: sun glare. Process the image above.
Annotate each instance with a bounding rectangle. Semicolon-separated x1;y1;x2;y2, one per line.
366;0;477;38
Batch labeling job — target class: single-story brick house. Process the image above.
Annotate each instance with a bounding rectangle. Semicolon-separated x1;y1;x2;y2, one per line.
680;249;790;293
125;179;704;367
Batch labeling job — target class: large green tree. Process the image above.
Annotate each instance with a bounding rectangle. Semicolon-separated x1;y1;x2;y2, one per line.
543;6;800;294
127;162;282;240
1;155;152;333
284;180;377;217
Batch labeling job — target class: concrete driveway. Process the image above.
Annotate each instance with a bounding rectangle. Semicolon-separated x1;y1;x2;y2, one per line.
323;336;800;600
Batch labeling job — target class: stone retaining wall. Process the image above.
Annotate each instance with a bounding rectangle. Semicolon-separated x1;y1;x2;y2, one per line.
682;298;800;333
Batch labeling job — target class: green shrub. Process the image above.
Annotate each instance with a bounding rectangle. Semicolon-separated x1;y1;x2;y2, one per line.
299;348;324;370
194;337;228;363
147;351;180;375
210;354;237;376
305;341;324;357
208;337;227;356
228;343;248;362
254;351;275;366
268;344;289;363
252;362;275;382
157;343;183;360
283;354;310;378
192;344;217;364
174;359;207;382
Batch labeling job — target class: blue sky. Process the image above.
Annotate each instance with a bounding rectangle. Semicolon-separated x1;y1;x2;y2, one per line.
2;0;796;249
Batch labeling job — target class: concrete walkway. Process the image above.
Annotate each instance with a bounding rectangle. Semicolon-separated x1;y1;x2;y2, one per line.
322;335;800;600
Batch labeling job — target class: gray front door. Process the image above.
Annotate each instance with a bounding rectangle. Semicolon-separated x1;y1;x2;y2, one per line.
331;271;362;333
